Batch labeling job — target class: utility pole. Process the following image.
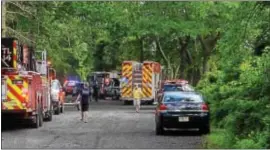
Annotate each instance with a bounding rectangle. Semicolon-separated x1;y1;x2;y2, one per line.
2;1;6;37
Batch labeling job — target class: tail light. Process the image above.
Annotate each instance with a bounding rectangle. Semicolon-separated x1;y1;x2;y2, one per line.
159;104;167;110
201;103;209;111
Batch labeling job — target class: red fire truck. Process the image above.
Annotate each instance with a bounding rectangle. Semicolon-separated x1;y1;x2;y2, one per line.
1;38;52;128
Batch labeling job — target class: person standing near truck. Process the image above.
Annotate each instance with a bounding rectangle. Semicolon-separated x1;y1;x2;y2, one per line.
75;83;90;123
133;84;143;113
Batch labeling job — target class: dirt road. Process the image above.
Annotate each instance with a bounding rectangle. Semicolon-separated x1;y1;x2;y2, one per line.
2;100;203;149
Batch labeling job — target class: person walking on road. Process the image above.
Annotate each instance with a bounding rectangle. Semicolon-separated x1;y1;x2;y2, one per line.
133;84;143;113
75;83;90;123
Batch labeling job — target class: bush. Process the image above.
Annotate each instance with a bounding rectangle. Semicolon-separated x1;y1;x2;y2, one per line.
198;51;270;149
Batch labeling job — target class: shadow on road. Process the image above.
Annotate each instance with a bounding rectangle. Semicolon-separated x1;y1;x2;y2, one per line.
160;130;203;136
126;111;155;114
2;121;30;132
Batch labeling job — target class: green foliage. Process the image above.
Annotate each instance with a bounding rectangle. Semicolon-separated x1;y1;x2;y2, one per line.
198;3;270;147
3;2;270;148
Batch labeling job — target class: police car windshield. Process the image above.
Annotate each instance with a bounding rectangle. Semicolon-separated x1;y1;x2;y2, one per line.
163;92;203;103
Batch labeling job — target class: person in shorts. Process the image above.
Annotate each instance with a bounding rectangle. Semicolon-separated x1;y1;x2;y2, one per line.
75;83;90;123
133;84;143;113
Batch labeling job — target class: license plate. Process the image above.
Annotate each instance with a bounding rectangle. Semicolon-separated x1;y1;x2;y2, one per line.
178;117;189;122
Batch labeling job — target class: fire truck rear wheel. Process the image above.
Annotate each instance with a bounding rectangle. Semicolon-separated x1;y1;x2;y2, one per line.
33;114;39;128
149;99;154;105
32;103;41;128
124;101;132;105
38;103;43;127
39;113;43;127
124;101;128;105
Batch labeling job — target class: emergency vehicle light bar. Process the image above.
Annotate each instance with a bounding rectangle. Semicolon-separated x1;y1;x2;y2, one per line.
164;79;189;84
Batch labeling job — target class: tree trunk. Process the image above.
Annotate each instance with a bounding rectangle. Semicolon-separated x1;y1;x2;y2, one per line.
179;36;190;79
193;68;201;86
199;33;220;74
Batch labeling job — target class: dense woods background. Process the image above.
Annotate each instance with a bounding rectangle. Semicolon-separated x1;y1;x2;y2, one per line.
2;1;270;148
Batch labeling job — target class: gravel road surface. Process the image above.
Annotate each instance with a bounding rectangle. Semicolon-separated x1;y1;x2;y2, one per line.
2;99;203;149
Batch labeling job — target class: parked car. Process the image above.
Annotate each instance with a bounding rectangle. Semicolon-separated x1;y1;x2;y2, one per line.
103;78;120;100
63;80;77;96
155;91;210;135
51;79;65;114
156;79;195;104
72;82;83;96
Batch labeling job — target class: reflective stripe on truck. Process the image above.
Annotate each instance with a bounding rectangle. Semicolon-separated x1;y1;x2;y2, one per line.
121;62;133;98
142;63;153;98
2;75;29;110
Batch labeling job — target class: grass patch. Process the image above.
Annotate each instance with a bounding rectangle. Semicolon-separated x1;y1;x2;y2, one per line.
203;128;233;149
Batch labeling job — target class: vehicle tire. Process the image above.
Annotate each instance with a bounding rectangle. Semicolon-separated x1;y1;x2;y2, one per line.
112;94;116;100
155;122;164;135
39;114;43;127
200;125;210;134
32;114;39;128
47;103;53;121
112;91;117;100
100;95;104;100
47;111;52;121
54;105;60;115
124;101;128;105
45;97;53;122
60;104;64;113
39;104;43;127
32;104;40;128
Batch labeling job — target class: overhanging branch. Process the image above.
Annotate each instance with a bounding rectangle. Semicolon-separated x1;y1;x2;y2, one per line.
6;27;36;44
8;2;35;18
